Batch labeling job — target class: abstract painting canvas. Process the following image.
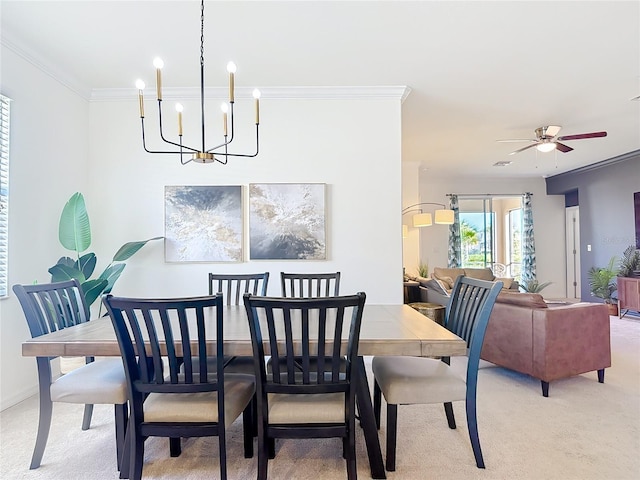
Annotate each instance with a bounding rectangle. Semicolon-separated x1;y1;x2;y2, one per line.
165;185;243;262
249;183;326;260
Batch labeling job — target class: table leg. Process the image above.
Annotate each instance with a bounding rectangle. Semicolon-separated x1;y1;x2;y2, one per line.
355;356;386;479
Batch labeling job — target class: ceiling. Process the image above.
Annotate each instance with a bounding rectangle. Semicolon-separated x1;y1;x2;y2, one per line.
2;1;639;178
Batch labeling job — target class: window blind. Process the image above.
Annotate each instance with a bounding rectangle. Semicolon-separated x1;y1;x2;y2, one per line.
0;95;10;297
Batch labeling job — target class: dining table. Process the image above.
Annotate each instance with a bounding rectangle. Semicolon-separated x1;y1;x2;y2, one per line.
22;303;466;479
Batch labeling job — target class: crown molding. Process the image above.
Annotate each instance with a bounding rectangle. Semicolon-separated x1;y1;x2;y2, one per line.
90;85;411;102
1;33;91;100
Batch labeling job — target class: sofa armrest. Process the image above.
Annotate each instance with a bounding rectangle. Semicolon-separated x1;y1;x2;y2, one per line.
531;303;611;382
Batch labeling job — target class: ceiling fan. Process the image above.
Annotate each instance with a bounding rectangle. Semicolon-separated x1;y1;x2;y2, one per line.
497;125;607;155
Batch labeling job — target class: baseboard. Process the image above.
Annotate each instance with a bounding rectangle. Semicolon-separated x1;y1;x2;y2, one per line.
0;385;38;412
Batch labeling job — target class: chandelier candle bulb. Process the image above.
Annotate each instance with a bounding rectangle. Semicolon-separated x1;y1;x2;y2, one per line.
253;89;261;125
175;103;183;136
227;62;236;103
153;58;164;101
135;80;145;118
221;103;228;136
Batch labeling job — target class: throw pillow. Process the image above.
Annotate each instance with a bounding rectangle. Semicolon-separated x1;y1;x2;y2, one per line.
425;278;450;296
495;277;513;289
439;276;455;289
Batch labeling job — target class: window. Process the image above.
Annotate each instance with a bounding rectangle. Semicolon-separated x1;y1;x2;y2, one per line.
457;195;523;280
0;94;10;297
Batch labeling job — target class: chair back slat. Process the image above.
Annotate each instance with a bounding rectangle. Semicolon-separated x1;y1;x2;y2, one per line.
103;295;224;397
280;272;341;298
13;280;90;340
209;272;269;305
244;293;365;396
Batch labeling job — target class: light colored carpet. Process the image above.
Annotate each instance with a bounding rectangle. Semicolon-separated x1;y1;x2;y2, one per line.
1;316;639;480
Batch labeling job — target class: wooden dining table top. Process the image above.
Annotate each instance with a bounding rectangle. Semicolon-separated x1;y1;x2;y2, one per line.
22;304;466;359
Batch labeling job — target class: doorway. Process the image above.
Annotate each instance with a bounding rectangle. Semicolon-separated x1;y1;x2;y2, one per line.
565;206;580;300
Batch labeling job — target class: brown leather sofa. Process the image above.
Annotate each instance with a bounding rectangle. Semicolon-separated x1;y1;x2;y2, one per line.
480;292;611;397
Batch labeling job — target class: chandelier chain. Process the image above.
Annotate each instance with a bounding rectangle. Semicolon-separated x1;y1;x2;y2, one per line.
200;0;205;69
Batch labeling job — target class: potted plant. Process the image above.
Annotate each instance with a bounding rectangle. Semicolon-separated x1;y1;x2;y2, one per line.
519;279;552;294
618;245;640;277
588;256;619;315
48;192;162;311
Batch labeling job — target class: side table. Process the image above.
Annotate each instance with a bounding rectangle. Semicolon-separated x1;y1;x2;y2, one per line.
408;302;445;325
403;281;420;304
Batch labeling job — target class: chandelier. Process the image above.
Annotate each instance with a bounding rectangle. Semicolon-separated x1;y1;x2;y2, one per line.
135;0;260;165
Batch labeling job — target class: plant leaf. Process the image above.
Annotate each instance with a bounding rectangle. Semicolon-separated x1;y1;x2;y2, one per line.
81;279;109;308
98;263;126;294
77;252;97;279
53;256;76;269
48;263;86;283
112;236;163;262
59;192;91;254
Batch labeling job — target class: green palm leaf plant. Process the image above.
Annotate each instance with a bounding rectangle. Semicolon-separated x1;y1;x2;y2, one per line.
587;256;618;304
519;279;552;293
618;245;640;277
49;192;162;308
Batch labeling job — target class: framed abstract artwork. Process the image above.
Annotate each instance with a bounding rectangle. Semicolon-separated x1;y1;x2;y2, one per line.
165;185;243;262
249;183;326;260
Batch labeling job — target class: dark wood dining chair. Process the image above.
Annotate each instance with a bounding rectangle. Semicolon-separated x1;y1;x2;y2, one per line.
13;280;128;471
243;292;366;480
102;294;255;480
209;272;270;303
372;276;502;471
280;272;341;298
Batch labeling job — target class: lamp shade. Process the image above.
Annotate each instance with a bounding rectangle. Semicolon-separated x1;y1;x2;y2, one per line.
412;213;433;227
434;209;455;225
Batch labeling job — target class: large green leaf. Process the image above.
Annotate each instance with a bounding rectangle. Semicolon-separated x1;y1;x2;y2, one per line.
81;278;109;307
77;252;97;279
98;263;126;294
59;192;91;254
48;263;86;283
112;236;163;262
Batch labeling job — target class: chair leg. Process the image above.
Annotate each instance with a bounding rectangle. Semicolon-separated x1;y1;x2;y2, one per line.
346;425;357;480
132;428;145;480
218;430;228;480
114;403;128;471
257;426;269;480
385;403;398;472
598;368;605;383
267;437;275;459
373;380;381;429
444;402;456;429
119;422;131;479
81;404;94;430
541;380;549;397
242;404;254;458
30;391;53;469
465;399;485;469
169;437;181;457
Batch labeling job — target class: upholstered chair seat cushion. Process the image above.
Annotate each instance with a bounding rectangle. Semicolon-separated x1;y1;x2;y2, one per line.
143;374;255;427
372;356;466;405
50;358;127;404
267;392;345;424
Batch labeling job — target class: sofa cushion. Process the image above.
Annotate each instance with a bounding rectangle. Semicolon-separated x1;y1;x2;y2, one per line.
432;267;465;286
496;291;548;309
495;277;513;289
463;268;495;281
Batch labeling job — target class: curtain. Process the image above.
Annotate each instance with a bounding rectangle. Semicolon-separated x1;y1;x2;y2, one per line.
447;195;461;268
521;192;536;285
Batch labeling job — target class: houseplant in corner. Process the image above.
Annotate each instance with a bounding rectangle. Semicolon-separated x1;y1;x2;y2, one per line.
587;256;619;316
48;192;162;310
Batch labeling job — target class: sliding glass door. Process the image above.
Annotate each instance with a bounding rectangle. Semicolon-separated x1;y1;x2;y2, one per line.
457;196;523;280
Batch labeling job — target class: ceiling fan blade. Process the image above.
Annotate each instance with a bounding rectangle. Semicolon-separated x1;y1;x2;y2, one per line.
509;143;538;155
555;142;574;153
556;131;607;141
545;125;562;137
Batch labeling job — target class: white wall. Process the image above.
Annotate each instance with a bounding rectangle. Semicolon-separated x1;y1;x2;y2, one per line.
414;172;567;298
86;93;403;303
0;46;90;409
0;54;404;409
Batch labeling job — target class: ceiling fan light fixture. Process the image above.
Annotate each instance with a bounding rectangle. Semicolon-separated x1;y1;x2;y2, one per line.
536;142;557;153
